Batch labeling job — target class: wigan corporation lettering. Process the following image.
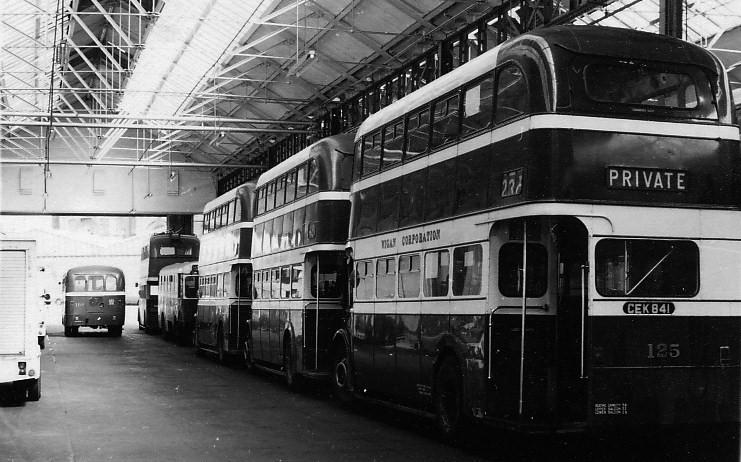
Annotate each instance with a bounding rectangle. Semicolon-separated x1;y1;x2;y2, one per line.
401;229;441;246
607;167;687;192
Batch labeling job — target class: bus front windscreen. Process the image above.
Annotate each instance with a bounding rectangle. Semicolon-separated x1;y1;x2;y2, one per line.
153;242;195;258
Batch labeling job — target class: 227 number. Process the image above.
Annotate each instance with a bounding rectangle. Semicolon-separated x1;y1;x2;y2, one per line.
647;343;680;359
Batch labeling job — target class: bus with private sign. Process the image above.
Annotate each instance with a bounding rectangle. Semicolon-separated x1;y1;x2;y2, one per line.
328;25;740;436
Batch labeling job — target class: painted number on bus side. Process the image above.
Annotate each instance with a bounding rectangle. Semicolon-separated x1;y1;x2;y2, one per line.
647;343;680;359
501;168;524;198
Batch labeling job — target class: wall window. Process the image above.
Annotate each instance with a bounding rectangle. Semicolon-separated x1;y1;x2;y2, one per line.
424;250;450;297
376;258;396;299
595;239;699;297
452;245;482;296
495;64;528;123
355;260;374;300
398;254;421;298
431;93;460;148
498;243;547;298
291;264;303;298
405;108;430;159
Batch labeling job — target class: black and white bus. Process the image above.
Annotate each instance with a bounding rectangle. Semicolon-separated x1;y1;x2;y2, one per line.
330;25;740;436
246;134;354;386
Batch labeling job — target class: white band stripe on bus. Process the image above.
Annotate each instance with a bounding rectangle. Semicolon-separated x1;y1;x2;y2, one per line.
65;291;126;296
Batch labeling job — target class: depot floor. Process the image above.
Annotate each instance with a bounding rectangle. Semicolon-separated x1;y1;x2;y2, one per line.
0;305;737;462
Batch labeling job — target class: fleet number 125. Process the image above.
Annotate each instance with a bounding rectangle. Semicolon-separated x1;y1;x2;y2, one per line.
647;343;680;358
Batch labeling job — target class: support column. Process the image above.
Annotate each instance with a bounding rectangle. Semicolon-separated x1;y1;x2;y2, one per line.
660;0;684;38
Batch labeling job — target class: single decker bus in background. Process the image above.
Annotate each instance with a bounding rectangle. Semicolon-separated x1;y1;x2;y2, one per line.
158;262;199;344
330;25;740;437
195;184;255;362
138;232;200;333
62;265;126;337
247;134;354;387
0;239;42;402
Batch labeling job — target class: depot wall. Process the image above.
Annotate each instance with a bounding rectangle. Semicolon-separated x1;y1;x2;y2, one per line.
1;164;216;214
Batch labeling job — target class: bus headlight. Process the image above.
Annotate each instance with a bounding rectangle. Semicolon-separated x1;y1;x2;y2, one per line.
28;369;35;377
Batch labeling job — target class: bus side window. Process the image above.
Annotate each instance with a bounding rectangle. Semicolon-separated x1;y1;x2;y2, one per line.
405;108;430;160
281;266;291;299
431;93;460;148
296;164;308;198
257;188;265;215
253;272;261;299
275;175;286;208
355;185;380;238
291;264;303;299
362;131;382;177
398;254;421;298
424;250;450;297
399;168;427;228
376;258;396;299
307;159;320;194
495;64;529;124
462;74;494;135
285;169;297;204
355;260;374;300
381;121;403;170
452;245;483;296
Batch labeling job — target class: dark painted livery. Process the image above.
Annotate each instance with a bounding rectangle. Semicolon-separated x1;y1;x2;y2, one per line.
62;265;125;337
337;25;740;435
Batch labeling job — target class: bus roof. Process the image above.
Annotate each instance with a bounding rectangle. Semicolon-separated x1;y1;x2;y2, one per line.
356;25;724;139
65;265;124;277
203;182;257;221
255;134;354;188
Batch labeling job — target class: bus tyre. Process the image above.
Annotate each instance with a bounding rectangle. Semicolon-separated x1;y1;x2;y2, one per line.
64;326;71;337
331;343;353;405
434;355;464;442
71;326;79;337
283;340;299;390
27;378;40;401
109;326;122;337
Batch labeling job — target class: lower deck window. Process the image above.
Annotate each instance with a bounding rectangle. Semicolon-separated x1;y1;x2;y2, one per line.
595;239;699;297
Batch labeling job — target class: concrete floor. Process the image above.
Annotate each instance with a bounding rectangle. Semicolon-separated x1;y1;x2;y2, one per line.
1;305;738;462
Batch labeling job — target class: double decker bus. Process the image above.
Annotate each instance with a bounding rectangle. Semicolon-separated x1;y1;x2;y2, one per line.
195;184;254;361
63;266;125;337
331;25;740;436
138;232;200;333
158;262;199;344
247;134;354;386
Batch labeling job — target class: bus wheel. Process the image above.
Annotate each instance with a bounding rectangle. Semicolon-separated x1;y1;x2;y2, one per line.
27;378;40;401
331;343;353;404
138;312;144;330
71;326;79;337
109;326;122;337
434;355;464;442
64;326;71;337
283;340;299;390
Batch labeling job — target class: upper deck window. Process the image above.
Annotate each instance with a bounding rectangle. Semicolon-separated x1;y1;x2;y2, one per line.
585;62;700;109
595;239;699;297
495;64;528;123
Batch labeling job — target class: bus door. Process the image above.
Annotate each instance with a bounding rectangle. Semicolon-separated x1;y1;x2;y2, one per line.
487;217;587;426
